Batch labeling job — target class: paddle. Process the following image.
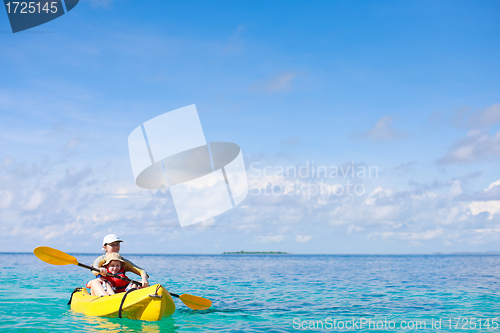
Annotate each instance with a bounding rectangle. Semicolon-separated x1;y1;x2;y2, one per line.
33;246;212;310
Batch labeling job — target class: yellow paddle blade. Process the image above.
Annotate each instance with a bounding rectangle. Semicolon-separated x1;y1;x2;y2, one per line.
33;246;78;266
179;294;212;310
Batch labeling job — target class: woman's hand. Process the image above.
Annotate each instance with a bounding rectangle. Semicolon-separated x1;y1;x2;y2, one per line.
141;275;149;288
99;267;107;276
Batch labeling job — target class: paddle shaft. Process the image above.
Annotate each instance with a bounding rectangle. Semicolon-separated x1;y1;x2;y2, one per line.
78;263;142;287
79;263;182;299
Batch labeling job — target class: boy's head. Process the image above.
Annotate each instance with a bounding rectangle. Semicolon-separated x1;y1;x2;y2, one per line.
103;253;125;274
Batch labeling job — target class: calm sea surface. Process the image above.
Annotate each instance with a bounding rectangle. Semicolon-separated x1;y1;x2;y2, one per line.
1;253;500;332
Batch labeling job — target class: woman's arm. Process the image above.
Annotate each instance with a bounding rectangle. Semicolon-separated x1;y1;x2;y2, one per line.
122;258;150;287
92;255;106;276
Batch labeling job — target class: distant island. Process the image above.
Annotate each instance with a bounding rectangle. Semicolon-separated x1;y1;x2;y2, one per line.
222;251;290;254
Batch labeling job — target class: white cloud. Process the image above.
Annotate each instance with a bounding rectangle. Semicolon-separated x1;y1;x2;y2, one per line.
448;180;463;197
393;161;417;175
1;156;14;168
295;234;312;243
429;103;500;129
22;189;44;211
468;201;500;218
257;235;284;243
369;229;444;241
439;130;500;164
473;179;500;200
450;104;500;128
487;180;500;190
467;104;500;127
347;225;365;234
352;116;408;142
436;103;500;165
62;138;81;156
0;190;13;209
2;143;500;253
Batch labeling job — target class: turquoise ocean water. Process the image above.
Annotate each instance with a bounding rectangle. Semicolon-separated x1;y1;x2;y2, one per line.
1;253;500;332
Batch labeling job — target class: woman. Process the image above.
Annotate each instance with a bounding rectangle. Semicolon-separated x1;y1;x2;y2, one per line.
87;234;149;296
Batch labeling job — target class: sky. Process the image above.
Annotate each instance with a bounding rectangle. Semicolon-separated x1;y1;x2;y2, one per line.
1;0;500;254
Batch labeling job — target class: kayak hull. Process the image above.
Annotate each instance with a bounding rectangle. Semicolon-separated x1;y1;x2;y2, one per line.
70;284;175;321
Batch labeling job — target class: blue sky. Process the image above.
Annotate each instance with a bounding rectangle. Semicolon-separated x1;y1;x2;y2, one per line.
1;0;500;254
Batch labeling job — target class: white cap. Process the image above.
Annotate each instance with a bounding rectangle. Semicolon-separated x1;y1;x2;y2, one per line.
102;234;123;246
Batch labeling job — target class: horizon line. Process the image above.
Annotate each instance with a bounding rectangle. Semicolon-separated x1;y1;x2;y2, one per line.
2;251;500;255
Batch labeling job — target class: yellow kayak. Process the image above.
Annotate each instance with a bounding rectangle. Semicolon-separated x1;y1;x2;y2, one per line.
69;284;175;321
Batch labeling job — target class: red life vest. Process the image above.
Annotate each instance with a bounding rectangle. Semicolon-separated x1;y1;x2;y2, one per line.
101;268;129;293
